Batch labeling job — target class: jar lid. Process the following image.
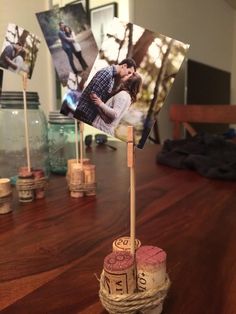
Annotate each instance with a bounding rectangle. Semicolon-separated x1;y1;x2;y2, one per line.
49;111;77;124
0;91;40;109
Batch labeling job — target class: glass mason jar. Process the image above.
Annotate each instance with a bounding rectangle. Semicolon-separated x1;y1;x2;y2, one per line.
48;112;79;175
0;91;49;183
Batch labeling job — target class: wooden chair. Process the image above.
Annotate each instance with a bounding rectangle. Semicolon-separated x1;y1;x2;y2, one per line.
169;104;236;140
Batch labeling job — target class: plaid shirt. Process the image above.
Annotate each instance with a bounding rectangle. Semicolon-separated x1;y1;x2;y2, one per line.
74;65;117;124
0;45;14;69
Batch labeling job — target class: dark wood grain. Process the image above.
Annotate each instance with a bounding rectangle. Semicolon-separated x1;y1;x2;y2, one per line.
0;143;235;314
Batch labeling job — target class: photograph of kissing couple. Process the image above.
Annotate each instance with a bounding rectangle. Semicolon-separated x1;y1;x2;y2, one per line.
61;18;189;148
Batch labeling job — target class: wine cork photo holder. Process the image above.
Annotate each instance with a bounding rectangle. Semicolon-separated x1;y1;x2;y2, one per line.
99;127;171;314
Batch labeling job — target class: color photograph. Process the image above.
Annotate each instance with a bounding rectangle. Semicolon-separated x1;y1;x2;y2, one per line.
71;18;189;148
36;2;98;86
0;23;40;79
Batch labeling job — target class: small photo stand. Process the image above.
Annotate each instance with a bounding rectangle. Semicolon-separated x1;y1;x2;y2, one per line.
0;23;40;79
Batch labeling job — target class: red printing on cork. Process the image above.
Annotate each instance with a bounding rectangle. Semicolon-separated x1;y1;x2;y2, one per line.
136;246;166;265
104;251;134;272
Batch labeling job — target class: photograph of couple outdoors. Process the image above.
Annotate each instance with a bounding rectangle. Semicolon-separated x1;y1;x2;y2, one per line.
36;3;98;86
58;21;88;75
0;23;40;79
62;58;142;137
61;18;189;148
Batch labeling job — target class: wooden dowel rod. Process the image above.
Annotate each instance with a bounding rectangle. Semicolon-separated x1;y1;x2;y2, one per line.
22;74;31;172
130;165;136;255
79;122;84;168
75;120;79;163
127;126;135;256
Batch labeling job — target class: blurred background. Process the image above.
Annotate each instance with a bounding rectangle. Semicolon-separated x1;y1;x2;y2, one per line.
0;0;235;143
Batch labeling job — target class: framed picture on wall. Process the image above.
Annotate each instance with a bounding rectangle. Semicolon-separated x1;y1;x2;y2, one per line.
90;2;118;48
53;0;89;13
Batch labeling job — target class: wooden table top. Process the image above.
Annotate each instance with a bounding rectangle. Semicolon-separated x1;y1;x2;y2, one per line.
0;143;235;314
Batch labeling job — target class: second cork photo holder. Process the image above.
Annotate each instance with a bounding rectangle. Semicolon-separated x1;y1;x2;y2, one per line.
98;126;171;314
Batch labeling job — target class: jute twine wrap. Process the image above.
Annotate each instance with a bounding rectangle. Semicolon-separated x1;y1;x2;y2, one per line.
16;177;35;191
99;271;170;314
34;176;48;189
84;182;96;191
69;182;96;193
16;177;47;192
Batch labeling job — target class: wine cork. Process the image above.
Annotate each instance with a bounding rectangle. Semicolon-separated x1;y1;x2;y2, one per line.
70;163;84;198
84;164;96;196
112;236;141;252
33;169;46;199
0;178;11;198
67;158;90;181
18;166;32;174
0;193;12;214
136;246;167;292
16;169;34;203
103;251;136;295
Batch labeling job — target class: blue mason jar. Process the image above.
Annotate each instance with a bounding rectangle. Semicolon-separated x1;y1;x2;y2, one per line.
0;91;49;183
48;111;79;175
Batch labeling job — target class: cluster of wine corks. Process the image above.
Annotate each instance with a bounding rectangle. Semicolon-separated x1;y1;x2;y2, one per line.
100;238;169;314
67;158;96;197
16;167;47;203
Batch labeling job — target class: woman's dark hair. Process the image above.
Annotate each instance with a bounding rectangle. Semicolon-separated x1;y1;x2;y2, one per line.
112;73;142;103
123;72;142;102
17;49;26;60
64;25;72;35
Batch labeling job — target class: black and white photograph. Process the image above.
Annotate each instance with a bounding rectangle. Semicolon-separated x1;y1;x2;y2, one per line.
36;2;98;86
0;23;41;79
90;2;118;48
68;18;189;148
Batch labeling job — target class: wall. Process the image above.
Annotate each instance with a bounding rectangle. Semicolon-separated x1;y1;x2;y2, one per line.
133;0;236;141
232;12;236;104
0;0;56;116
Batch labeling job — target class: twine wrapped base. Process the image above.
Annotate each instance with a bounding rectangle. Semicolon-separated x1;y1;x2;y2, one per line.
69;182;96;196
16;176;48;202
99;272;171;314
